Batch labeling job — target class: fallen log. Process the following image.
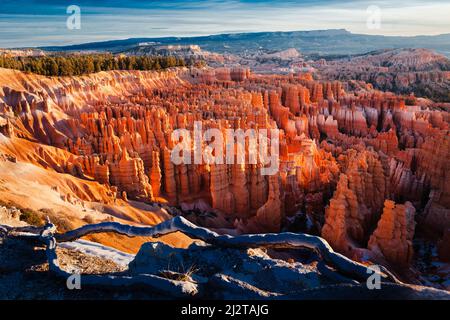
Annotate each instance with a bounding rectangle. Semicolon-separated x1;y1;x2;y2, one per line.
39;221;198;298
1;216;403;298
55;216;399;284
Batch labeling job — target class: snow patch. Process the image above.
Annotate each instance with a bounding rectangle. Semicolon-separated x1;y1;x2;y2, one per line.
59;239;134;267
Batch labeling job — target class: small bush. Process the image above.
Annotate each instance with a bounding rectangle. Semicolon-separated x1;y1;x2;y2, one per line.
102;216;115;223
83;215;95;224
19;209;43;226
159;264;198;282
51;213;74;232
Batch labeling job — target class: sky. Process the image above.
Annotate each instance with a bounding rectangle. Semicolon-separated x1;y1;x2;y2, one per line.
0;0;450;48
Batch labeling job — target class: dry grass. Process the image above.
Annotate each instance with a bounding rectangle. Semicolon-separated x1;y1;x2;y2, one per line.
159;264;199;282
50;212;74;232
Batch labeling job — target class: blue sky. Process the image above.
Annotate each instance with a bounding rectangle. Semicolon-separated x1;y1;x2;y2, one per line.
1;0;449;47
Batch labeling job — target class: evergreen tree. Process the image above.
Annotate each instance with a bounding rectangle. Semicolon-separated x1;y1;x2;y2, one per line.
0;53;193;76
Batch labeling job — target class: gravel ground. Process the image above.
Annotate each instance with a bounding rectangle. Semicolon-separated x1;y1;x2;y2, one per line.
0;235;162;299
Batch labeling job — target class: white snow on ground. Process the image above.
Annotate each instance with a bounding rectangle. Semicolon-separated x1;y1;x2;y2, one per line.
59;239;135;267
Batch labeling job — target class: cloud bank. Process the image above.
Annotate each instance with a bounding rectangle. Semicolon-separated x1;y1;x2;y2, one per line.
0;0;449;47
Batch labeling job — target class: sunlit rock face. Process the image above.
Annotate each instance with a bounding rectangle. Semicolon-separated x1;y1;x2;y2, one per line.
0;66;449;272
318;48;450;103
368;200;416;267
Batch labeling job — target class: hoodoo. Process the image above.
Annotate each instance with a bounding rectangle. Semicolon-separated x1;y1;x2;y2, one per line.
0;59;449;294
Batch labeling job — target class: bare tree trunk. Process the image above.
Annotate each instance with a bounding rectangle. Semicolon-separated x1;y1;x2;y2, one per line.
55;216;399;284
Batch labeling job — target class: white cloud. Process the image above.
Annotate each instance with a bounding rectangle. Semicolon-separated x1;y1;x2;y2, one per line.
0;1;449;47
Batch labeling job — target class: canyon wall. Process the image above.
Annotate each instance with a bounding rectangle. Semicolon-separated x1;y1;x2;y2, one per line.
1;66;449;271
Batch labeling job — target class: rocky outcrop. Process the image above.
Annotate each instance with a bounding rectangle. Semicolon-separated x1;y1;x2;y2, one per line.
0;67;448;244
416;133;450;208
0;116;14;137
368;200;416;267
5;216;450;299
237;175;284;233
150;151;162;198
323;184;417;268
321;149;389;258
210;164;235;214
319;48;450;102
109;148;154;201
0;206;26;227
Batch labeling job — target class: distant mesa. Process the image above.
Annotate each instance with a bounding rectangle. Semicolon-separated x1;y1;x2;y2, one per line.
38;29;450;58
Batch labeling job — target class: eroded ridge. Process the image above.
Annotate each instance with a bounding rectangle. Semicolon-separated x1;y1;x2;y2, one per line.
0;67;449;286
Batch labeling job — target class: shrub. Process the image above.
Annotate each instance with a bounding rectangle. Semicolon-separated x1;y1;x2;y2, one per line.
50;213;74;232
83;215;95;224
19;209;43;226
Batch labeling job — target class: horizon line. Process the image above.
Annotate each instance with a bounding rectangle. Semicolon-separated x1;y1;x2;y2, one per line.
3;28;450;50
